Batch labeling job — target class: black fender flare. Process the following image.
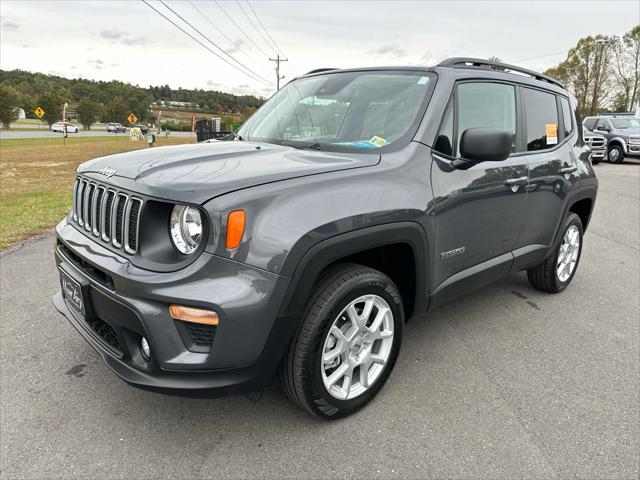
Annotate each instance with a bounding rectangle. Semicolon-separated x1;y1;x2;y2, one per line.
277;221;430;318
546;184;597;258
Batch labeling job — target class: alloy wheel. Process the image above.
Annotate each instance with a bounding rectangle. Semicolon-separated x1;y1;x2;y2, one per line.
557;225;580;282
608;148;620;162
321;295;394;400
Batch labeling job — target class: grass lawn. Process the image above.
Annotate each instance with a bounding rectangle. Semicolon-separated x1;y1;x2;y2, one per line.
0;135;195;250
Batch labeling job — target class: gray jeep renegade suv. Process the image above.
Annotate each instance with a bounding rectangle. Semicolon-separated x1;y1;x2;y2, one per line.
53;58;598;418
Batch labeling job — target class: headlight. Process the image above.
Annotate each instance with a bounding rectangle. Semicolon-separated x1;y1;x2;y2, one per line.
170;205;203;254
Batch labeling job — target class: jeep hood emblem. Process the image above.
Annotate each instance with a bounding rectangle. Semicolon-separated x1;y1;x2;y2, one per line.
99;166;117;178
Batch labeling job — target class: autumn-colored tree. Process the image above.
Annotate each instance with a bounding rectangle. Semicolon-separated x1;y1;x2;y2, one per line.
544;31;637;116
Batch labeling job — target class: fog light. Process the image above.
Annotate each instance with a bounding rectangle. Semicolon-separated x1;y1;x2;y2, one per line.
140;337;151;362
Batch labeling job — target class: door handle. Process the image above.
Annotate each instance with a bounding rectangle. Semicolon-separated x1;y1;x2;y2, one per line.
559;165;577;174
504;176;528;187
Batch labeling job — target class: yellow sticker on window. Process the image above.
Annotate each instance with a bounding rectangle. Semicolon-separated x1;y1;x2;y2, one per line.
369;135;387;147
545;123;558;145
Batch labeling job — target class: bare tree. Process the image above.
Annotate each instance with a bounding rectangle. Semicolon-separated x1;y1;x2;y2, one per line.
612;26;640;111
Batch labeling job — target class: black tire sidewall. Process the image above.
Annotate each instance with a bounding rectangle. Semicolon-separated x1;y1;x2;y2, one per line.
608;145;624;163
306;274;403;418
549;213;584;292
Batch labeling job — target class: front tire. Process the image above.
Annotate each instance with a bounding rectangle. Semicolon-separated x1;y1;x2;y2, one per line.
608;144;624;163
280;264;404;418
527;212;583;293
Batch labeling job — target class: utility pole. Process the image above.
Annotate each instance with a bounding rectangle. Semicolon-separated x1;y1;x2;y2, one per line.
269;54;288;91
590;37;616;116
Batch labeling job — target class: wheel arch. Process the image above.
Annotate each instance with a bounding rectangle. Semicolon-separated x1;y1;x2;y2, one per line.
546;186;597;260
278;222;430;321
607;138;625;152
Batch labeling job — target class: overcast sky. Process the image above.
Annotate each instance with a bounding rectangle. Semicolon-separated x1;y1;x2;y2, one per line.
1;1;638;98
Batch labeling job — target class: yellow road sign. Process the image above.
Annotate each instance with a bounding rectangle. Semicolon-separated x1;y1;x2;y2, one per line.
34;106;45;118
127;113;138;124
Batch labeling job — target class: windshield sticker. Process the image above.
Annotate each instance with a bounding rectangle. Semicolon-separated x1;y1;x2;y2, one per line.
369;135;387;147
417;76;429;85
545;123;558;145
333;137;389;149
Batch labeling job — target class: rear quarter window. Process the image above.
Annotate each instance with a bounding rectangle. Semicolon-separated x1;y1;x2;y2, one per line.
560;97;573;138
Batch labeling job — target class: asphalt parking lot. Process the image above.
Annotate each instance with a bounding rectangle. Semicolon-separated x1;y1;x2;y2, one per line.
1;160;638;479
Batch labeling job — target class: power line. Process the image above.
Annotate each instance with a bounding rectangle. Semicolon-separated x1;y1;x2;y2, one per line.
187;0;270;76
509;50;568;64
158;0;273;85
246;1;286;58
235;0;278;57
142;0;272;86
214;0;271;58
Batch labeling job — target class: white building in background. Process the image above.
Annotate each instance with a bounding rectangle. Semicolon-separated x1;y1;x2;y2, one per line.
13;108;25;119
212;117;221;132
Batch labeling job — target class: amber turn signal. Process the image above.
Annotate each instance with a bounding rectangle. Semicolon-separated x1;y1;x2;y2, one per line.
226;210;246;249
169;305;219;325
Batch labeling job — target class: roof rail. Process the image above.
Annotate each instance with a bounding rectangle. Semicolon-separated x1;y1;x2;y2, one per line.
304;68;338;75
437;57;564;89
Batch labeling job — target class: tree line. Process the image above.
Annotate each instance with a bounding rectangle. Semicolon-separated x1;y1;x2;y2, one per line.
544;25;639;117
0;69;265;129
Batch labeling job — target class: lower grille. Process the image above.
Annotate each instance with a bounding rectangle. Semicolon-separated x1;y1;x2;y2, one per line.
185;323;216;347
85;316;121;352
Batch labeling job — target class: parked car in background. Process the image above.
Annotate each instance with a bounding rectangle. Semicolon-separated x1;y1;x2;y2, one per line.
133;124;149;134
583;114;640;163
582;128;606;164
106;122;126;133
51;122;79;133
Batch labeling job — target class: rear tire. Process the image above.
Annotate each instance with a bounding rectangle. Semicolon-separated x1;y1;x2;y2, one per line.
527;212;583;293
608;144;624;163
280;263;404;419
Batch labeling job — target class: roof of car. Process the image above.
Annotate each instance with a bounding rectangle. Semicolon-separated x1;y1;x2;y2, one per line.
297;57;567;95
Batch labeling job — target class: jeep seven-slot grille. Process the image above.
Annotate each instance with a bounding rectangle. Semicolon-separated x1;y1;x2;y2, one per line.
71;177;143;254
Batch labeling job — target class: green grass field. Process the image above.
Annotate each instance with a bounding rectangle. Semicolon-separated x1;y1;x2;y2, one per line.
0;136;195;250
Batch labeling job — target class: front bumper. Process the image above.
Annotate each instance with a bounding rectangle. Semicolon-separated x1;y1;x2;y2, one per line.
625;143;640;156
53;219;293;395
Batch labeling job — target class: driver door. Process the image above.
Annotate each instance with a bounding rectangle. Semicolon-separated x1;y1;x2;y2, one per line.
431;81;528;294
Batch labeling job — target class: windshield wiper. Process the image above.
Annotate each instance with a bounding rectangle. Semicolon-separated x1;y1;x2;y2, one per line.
224;132;244;141
290;142;322;151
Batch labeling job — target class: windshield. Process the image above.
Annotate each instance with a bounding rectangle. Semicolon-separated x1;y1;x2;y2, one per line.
611;118;640;129
237;71;433;151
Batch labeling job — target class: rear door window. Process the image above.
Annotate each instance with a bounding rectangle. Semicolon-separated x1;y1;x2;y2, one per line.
522;88;560;151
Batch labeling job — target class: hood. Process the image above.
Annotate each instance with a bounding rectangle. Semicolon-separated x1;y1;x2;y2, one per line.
612;127;640;137
78;141;380;204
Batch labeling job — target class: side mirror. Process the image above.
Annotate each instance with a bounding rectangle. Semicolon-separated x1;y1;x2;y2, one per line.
596;124;609;132
454;128;512;168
